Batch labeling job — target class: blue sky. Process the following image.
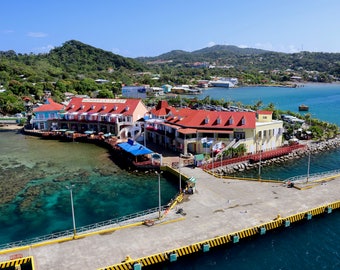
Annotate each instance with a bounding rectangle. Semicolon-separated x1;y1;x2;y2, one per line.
1;0;340;57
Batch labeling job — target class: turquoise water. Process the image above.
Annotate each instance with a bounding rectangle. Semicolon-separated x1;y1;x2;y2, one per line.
1;83;340;269
0;132;178;244
169;83;340;269
196;83;340;126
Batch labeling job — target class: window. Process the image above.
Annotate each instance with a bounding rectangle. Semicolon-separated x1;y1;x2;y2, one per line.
241;117;245;125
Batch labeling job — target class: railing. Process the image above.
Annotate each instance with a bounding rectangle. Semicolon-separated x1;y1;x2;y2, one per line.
0;206;166;251
0;119;18;124
285;169;340;183
204;144;307;170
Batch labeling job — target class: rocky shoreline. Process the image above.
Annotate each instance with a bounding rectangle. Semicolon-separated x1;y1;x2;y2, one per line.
217;136;340;176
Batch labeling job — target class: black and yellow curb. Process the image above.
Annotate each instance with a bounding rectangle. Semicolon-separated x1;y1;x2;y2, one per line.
99;201;340;270
0;256;34;269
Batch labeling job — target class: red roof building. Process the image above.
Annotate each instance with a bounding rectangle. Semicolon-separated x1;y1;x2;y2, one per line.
146;107;283;156
59;97;148;136
32;98;64;130
149;100;177;119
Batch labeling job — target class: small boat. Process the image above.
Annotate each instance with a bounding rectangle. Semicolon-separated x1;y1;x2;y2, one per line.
298;104;309;111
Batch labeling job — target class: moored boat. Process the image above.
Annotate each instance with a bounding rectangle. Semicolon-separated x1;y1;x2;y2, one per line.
298;104;309;111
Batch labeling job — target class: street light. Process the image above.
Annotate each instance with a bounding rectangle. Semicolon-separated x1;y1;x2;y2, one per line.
66;185;77;238
306;151;311;183
258;144;263;180
178;156;182;193
155;171;163;218
220;153;223;179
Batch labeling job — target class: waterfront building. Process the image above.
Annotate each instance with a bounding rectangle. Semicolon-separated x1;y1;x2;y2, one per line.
58;97;148;136
145;103;283;155
149;100;176;119
32;98;64;130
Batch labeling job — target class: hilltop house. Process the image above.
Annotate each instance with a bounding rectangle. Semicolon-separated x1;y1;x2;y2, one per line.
58;97;148;136
145;103;283;156
32;98;64;130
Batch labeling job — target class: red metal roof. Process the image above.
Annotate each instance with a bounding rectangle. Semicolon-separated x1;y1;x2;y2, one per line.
150;100;177;117
166;108;256;129
33;98;64;112
65;97;142;115
257;110;273;115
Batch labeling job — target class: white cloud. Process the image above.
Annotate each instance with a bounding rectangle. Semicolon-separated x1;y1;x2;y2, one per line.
238;44;249;49
207;41;216;47
254;42;274;51
2;29;14;34
111;48;131;57
27;32;48;38
32;45;54;54
287;45;300;53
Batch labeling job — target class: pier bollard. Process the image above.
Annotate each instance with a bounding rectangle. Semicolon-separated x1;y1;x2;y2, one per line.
305;213;312;220
133;263;142;270
233;235;239;243
284;220;291;227
169;253;177;262
326;207;332;214
259;227;266;235
202;243;210;252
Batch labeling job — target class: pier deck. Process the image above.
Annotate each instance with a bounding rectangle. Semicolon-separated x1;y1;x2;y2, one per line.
1;166;340;269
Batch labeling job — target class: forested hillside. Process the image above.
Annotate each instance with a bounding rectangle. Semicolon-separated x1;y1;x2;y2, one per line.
138;45;340;77
1;40;340;115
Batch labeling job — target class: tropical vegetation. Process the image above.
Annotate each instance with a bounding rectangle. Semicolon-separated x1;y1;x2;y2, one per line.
0;40;339;139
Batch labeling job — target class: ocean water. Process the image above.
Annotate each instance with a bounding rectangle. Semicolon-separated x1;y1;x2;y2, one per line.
0;131;178;244
1;83;340;269
196;83;340;126
159;211;340;270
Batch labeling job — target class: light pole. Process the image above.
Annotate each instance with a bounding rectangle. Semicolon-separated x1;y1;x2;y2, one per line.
143;122;146;147
178;156;182;193
306;151;311;183
66;185;76;238
220;152;223;179
211;148;214;172
258;144;262;180
156;171;163;218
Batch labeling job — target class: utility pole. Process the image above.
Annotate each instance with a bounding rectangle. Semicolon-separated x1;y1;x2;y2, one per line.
66;185;76;238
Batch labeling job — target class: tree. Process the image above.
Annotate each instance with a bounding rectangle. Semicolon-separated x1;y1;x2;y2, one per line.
97;89;114;98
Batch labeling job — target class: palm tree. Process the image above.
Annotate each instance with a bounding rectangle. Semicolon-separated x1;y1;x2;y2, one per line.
234;144;247;157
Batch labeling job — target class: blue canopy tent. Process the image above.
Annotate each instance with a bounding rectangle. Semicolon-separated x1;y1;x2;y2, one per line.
117;140;153;157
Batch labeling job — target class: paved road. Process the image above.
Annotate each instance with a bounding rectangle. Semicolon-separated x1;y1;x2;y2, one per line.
1;166;340;269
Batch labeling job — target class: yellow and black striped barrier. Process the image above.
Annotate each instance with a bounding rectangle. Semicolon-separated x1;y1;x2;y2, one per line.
0;256;34;269
99;201;340;270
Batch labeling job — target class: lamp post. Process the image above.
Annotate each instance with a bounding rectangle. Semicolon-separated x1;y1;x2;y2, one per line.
66;185;76;238
220;152;223;179
156;171;163;218
143;122;146;147
211;148;214;172
306;151;311;183
258;144;263;180
178;156;182;193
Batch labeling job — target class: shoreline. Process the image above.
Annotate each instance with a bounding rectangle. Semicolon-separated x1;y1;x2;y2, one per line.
220;136;340;176
0;124;23;131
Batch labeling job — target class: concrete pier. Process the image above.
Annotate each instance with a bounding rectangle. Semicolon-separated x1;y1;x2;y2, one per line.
1;166;340;269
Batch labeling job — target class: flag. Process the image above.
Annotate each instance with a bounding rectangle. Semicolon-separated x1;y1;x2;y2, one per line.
212;141;222;151
207;140;214;146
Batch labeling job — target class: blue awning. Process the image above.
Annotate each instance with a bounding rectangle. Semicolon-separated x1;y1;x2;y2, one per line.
118;140;153;156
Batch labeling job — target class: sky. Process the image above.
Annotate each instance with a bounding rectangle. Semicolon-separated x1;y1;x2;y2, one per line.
1;0;340;58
